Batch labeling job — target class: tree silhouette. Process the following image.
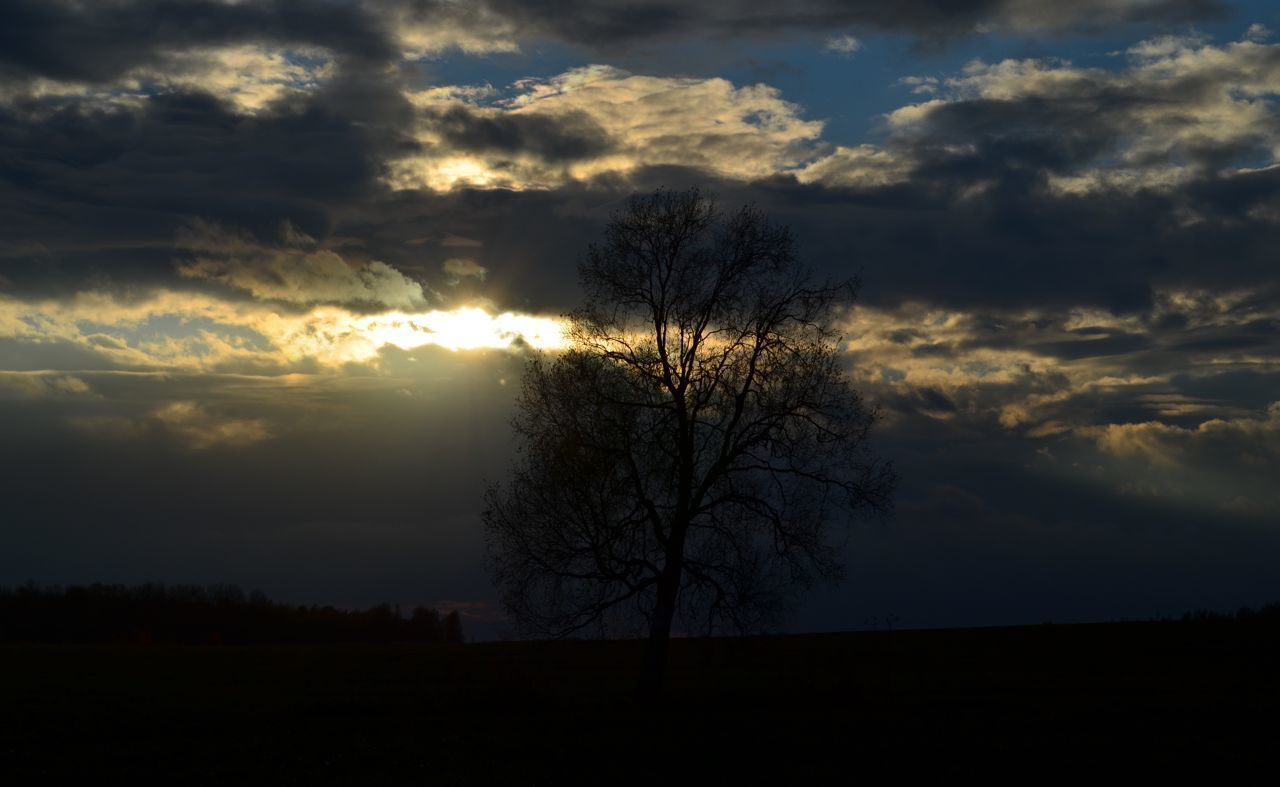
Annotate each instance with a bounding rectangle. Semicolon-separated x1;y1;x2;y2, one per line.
483;187;895;694
0;583;461;644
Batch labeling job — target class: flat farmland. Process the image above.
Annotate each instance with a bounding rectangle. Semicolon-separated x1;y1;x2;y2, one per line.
3;622;1276;783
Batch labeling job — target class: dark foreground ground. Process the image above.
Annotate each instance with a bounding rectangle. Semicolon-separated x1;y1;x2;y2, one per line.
3;621;1278;783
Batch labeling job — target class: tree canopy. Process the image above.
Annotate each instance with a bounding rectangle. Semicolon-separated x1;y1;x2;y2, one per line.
483;187;895;689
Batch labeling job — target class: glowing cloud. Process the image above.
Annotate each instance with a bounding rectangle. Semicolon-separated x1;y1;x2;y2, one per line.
0;292;569;372
154;401;272;449
280;307;569;361
176;220;431;310
392;65;824;191
825;35;862;55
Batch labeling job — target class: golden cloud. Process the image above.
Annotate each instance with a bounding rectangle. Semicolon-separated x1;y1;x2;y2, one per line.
153;401;272;449
391;65;825;190
176;220;432;310
0;289;567;373
1088;402;1280;468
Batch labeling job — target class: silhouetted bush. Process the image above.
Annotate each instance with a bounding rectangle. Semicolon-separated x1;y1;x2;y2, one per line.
0;582;463;645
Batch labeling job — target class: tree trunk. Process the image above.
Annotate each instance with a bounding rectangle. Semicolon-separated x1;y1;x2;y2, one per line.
638;403;694;701
637;527;687;701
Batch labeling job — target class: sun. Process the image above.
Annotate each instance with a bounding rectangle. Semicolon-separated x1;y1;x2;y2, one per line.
299;306;569;362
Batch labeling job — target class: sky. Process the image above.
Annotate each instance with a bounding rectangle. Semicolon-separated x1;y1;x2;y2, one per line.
2;0;1279;636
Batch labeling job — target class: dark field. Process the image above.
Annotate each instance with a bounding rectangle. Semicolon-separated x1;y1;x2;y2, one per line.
3;622;1277;782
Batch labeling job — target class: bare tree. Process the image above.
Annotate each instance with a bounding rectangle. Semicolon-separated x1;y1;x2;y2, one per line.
483;187;895;694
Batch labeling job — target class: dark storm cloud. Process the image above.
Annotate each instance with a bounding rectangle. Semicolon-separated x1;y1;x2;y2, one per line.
766;45;1280;310
0;0;1227;90
5;16;1274;312
1023;330;1155;360
687;171;1278;314
426;106;614;162
3;96;1277;328
466;0;1226;45
0;0;393;83
249;166;1243;318
5;98;1278;317
0;74;418;297
896;72;1280;181
1173;369;1280;411
880;386;958;417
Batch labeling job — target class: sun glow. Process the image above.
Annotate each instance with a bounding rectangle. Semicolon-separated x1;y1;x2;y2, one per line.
0;294;570;371
269;306;570;363
351;307;568;354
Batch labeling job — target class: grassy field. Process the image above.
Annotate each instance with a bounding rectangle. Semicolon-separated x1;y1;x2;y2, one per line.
3;621;1277;782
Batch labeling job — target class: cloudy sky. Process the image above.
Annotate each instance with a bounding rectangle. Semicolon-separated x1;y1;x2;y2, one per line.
3;0;1279;634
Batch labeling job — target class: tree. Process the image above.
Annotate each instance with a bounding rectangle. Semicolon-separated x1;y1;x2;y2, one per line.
483;187;895;694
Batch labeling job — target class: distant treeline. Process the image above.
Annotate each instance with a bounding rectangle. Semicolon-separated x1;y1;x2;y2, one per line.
1179;602;1280;623
0;583;463;645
